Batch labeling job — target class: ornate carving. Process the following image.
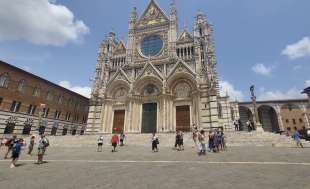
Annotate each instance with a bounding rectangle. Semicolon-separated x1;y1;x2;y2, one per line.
174;82;190;98
114;87;128;99
24;118;34;125
6;116;18;124
143;84;160;96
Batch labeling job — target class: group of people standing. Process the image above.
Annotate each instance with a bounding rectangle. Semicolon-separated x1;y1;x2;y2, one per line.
0;134;49;168
192;125;226;155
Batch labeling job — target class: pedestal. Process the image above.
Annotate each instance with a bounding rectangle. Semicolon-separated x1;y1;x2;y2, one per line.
255;123;264;133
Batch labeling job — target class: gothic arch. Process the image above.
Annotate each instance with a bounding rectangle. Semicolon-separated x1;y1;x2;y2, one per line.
133;76;163;96
0;72;10;88
238;106;253;131
258;105;280;132
106;80;130;98
167;73;197;94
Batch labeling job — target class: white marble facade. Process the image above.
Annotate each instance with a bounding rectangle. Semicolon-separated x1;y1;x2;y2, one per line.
87;0;238;134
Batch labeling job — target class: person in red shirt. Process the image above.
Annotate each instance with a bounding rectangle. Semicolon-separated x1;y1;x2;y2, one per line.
111;134;119;152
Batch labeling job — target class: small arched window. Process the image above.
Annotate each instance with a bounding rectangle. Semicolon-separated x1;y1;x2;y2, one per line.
0;73;10;88
17;79;26;93
47;91;54;101
33;87;41;97
58;94;64;104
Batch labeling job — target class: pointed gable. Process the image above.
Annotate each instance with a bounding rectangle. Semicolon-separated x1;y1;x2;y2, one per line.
136;61;163;81
107;68;131;87
115;41;126;54
177;30;193;43
138;0;169;27
167;60;196;79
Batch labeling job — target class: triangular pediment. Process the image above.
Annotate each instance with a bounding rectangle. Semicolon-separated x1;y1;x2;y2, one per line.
107;68;131;87
138;0;169;27
177;30;193;43
136;61;163;81
115;41;126;53
167;60;196;79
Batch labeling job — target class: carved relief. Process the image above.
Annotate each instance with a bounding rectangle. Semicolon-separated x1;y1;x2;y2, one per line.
143;84;160;96
174;82;191;98
114;87;128;99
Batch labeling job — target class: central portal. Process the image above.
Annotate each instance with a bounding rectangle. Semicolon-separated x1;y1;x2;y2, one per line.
176;105;190;132
141;103;157;133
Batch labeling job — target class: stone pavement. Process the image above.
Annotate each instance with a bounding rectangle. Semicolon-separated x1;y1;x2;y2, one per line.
1;143;310;189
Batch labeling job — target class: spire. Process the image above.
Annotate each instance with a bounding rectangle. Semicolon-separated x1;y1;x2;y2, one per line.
170;0;176;16
130;7;137;21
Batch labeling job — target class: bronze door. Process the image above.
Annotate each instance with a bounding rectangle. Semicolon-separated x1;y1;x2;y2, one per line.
176;105;190;132
141;103;157;133
112;110;125;134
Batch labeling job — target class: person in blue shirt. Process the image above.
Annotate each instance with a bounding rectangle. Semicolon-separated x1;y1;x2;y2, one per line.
10;138;23;168
293;127;304;148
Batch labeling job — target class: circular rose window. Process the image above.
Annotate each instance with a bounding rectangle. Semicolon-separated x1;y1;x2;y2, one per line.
140;35;163;56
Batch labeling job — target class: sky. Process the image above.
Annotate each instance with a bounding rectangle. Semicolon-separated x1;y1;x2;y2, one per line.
0;0;309;101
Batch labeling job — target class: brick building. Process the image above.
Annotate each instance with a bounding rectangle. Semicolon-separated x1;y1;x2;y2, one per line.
0;60;89;136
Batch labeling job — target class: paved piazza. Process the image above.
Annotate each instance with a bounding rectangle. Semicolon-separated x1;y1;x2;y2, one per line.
1;144;310;189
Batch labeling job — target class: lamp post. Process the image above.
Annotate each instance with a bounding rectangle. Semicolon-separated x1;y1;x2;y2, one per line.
250;85;263;132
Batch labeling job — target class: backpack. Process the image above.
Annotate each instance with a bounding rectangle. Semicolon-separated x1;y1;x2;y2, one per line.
43;139;50;148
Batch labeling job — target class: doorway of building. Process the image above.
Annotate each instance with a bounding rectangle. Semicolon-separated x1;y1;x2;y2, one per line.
141;103;157;133
176;105;190;132
112;110;125;134
4;123;15;134
22;124;32;135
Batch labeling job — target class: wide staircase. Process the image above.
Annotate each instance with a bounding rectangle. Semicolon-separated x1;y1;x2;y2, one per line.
33;131;310;148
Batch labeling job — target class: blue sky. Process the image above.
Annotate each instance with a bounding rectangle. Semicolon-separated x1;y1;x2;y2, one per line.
0;0;309;100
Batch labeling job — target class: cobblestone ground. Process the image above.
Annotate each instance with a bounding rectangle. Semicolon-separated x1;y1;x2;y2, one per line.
1;144;310;189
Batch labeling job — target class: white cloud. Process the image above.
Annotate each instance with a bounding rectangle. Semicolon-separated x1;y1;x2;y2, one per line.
0;0;89;46
252;63;272;76
219;80;244;101
282;37;310;59
59;81;91;98
305;80;310;87
258;88;305;101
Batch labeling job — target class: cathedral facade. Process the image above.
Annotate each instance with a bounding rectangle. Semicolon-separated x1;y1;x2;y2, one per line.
87;0;239;134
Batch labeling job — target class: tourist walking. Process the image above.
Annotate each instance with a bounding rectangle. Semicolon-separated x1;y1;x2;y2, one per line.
37;134;49;164
97;136;104;152
151;132;159;152
27;135;35;155
234;120;239;131
111;134;119;152
246;120;252;132
293;127;303;148
175;131;184;151
192;125;199;149
10;138;24;168
4;135;18;159
119;132;125;146
198;130;206;155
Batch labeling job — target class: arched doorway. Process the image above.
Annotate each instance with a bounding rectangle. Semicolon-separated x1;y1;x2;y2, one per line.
238;106;253;131
22;124;32;135
4;123;15;134
258;105;280;132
